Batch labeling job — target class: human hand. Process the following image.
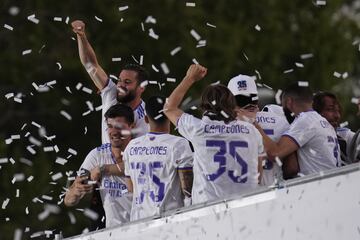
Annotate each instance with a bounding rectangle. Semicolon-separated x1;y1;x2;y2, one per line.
73;175;93;197
90;166;101;182
185;64;207;82
71;20;86;36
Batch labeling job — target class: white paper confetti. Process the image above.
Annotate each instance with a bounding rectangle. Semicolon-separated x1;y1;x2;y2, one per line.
14;229;22;240
95;16;103;22
51;172;63;181
27;14;39;24
4;24;14;31
148;28;159;39
68;148;77;155
160;62;170;75
119;6;129;11
351;97;359;104
186;2;196;7
170;46;182;56
25;207;29;215
316;0;326;6
206;22;217;28
139;55;143;65
82;87;93;94
2;198;10;209
53;17;62;22
22;49;32;55
333;72;341;78
283;69;294;74
298;81;309;87
112;57;122;62
75;82;83;90
26;146;36;155
27;176;34;182
60;110;72;120
55;157;67;165
295;62;304;68
300;53;314;59
0;158;8;164
192;58;199;64
166;77;176;82
13;97;22;103
56;62;62;70
190;29;201;41
5;93;14;99
255;24;261;31
16;189;20;198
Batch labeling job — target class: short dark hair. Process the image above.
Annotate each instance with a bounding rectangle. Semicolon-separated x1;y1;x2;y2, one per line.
282;82;313;103
200;84;237;123
313;91;340;113
145;95;168;124
104;104;134;125
122;64;149;85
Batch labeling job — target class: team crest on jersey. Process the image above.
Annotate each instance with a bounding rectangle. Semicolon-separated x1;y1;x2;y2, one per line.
237;80;247;90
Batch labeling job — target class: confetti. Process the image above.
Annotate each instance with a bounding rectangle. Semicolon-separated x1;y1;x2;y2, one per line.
141;22;145;31
255;24;261;31
333;72;341;78
5;138;12;144
148;28;159;39
0;158;8;164
192;58;199;64
75;82;83;90
166;77;176;82
160;62;170;75
275;157;283;167
275;89;282;105
283;69;294;74
16;189;20;197
170;46;182;56
340;121;349;128
14;97;22;103
14;229;22;240
60;110;72;120
196;40;206;48
139;55;144;65
95;16;103;22
53;17;62;22
220;111;229;118
43;146;54;152
68;148;77;155
26;146;36;155
298;81;309;87
65;16;70;24
84;126;88;134
316;0;326;6
342;72;348;79
190;29;201;41
145;15;157;24
20;158;33;166
206;22;216;28
186;2;196;7
51;172;63;181
152;64;159;72
119;6;129;11
27;176;34;182
2;198;10;209
82;87;93;94
41;195;53;201
295;62;304;68
56;62;62;70
68;212;76;224
4;24;14;31
5;93;14;99
112;57;122;62
22;49;32;55
300;53;314;59
27;14;39;24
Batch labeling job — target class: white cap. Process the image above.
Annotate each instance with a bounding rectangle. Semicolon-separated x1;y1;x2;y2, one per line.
227;74;258;97
262;104;284;116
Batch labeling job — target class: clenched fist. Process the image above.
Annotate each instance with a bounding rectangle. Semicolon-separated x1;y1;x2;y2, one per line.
185;64;207;82
71;20;86;36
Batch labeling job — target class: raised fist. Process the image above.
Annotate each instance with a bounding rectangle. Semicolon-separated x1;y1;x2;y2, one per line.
71;20;86;36
185;64;207;82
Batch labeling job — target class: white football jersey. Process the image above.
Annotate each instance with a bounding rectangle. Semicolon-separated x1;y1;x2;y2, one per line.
80;143;132;227
256;110;290;186
177;113;264;205
123;133;193;221
283;111;340;175
101;80;149;144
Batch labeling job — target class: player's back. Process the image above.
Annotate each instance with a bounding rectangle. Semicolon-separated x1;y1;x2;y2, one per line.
177;113;263;205
123;133;192;221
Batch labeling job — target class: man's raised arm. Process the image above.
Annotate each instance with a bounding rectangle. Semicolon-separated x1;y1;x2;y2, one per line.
71;20;108;90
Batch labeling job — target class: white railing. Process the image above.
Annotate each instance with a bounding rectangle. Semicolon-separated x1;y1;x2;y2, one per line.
63;163;360;240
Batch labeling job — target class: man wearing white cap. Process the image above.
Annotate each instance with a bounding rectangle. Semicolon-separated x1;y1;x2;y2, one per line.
227;75;298;185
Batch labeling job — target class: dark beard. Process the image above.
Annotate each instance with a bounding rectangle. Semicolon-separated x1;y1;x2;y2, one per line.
116;89;136;104
283;107;295;124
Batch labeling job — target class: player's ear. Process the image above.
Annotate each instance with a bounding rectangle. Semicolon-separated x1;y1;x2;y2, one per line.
145;115;149;124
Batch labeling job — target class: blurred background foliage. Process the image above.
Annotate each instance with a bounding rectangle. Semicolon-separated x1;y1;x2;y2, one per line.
1;0;360;239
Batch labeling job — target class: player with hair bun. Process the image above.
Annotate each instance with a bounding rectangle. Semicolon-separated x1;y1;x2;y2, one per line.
164;64;264;205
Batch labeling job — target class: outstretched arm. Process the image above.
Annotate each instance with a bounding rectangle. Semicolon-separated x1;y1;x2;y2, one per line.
164;64;207;125
71;20;108;90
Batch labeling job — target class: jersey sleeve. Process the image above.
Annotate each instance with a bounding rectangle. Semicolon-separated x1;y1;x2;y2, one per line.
177;113;201;141
80;148;99;172
282;115;315;147
100;79;117;115
123;144;131;177
173;138;193;170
